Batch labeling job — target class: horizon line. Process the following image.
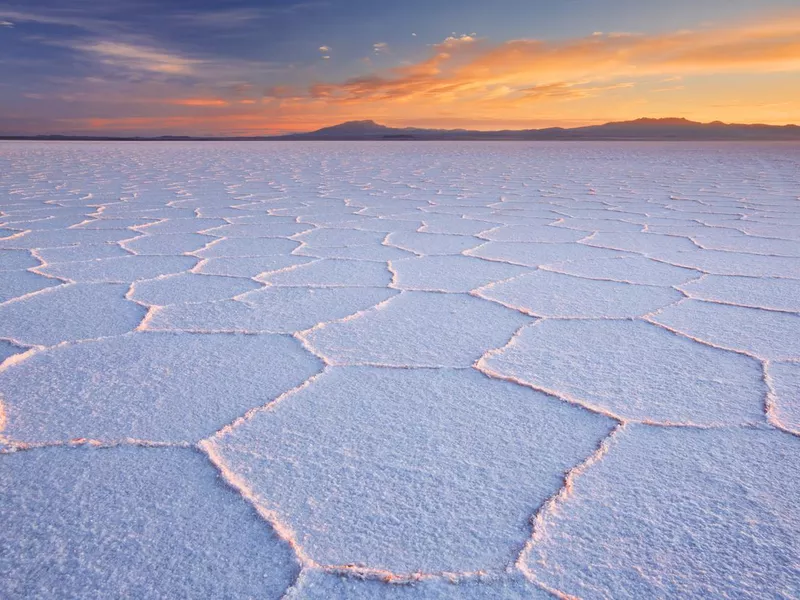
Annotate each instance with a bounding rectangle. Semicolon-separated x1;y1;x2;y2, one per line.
2;116;800;141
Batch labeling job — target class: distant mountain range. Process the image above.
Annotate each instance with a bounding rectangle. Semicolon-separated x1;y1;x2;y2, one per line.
3;118;800;141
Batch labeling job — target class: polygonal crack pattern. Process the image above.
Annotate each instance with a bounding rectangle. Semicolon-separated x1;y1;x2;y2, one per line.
2;141;799;598
206;367;615;573
524;426;800;599
479;319;766;425
0;332;322;443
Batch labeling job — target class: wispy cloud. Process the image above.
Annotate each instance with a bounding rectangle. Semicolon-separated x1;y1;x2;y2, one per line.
0;8;115;33
169;2;328;28
74;40;201;75
170;8;268;28
1;19;13;27
0;7;204;78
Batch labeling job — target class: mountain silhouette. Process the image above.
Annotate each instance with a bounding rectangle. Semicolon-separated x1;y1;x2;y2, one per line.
4;118;799;141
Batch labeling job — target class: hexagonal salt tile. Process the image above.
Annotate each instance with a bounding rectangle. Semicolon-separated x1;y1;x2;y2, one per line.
147;286;398;333
37;255;197;283
0;332;322;442
206;367;615;573
480;320;765;425
652;299;800;360
303;291;532;367
391;255;528;293
0;283;145;345
679;275;800;313
476;270;682;318
1;270;60;303
130;272;262;305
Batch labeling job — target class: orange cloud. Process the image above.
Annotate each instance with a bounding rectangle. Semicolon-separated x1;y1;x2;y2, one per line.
169;98;231;107
309;13;800;106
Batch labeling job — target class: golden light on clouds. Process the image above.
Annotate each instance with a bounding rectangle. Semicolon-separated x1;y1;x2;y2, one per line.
71;11;800;134
169;98;231;107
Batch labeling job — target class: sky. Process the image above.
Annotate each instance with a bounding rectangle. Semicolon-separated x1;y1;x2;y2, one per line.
1;0;799;136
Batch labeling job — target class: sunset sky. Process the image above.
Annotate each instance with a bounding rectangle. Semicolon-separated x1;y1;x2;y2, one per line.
1;0;799;136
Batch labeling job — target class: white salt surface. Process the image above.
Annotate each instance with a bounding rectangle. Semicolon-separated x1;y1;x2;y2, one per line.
525;426;800;599
302;291;532;366
0;332;321;442
679;274;800;312
1;269;59;303
479;319;765;425
475;269;683;318
1;141;798;598
295;241;414;261
196;254;313;277
0;282;146;345
286;566;550;599
652;299;800;360
194;236;300;257
767;362;800;434
262;258;392;287
129;272;262;305
1;447;299;598
37;254;197;282
208;367;614;572
391;255;528;292
122;232;214;255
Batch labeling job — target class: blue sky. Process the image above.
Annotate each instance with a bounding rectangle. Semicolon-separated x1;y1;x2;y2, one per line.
2;0;799;135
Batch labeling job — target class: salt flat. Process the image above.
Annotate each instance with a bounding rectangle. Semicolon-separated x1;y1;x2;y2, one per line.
1;141;799;599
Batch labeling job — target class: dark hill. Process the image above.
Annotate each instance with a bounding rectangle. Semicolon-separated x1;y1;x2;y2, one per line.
3;118;799;141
